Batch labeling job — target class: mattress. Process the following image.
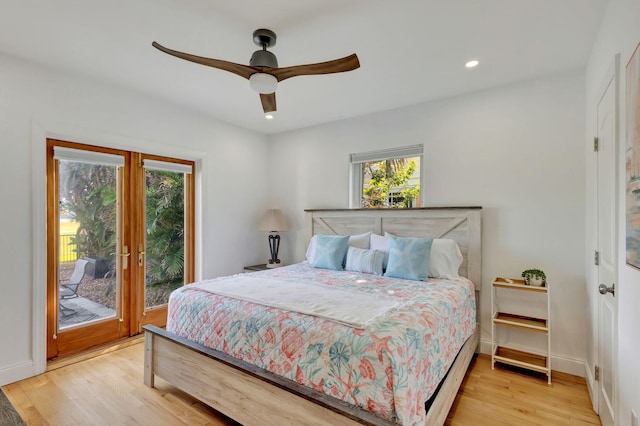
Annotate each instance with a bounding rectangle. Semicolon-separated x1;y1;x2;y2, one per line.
166;262;476;426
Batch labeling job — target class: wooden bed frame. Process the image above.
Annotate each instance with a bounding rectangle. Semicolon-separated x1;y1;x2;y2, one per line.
144;207;482;426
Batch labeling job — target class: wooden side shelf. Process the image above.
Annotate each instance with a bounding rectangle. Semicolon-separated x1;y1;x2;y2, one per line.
493;346;549;375
491;276;551;384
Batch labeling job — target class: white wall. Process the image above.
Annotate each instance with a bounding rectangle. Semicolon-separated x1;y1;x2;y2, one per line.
268;71;588;375
585;0;640;423
0;53;270;386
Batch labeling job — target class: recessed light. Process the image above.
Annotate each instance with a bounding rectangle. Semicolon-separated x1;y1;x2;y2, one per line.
465;60;479;68
265;113;274;120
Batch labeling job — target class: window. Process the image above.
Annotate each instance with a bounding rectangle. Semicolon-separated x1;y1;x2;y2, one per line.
350;145;423;208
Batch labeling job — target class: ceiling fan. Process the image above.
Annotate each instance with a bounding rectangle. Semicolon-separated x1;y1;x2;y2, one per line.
152;29;360;116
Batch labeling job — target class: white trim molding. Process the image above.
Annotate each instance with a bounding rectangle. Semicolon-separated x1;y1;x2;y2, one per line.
31;121;48;379
0;361;38;387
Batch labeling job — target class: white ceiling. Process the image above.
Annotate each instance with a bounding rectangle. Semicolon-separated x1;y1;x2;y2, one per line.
0;0;608;134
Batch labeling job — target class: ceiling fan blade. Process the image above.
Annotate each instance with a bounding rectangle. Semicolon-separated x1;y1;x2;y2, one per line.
260;93;277;113
270;54;360;82
152;41;257;80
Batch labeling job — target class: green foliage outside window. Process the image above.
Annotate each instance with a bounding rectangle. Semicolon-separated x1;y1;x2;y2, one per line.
362;158;420;208
61;162;185;287
144;170;185;287
61;162;117;259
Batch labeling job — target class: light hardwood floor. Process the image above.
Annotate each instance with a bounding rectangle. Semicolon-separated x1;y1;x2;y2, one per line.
2;344;600;426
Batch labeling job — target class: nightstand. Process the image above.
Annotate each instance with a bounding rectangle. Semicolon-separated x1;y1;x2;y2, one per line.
491;276;551;384
243;264;269;273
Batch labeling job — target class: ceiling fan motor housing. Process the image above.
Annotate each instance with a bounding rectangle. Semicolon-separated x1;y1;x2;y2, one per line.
250;49;278;68
250;29;278;68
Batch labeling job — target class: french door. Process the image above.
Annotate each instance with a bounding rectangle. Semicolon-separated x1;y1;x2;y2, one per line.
46;139;194;359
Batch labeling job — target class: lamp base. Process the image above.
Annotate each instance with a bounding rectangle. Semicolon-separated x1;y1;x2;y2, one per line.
267;234;282;268
266;262;284;269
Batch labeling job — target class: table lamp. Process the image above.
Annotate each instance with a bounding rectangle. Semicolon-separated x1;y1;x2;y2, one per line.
258;209;288;268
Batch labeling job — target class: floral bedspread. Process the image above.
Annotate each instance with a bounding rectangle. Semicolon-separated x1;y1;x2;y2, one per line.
166;262;476;426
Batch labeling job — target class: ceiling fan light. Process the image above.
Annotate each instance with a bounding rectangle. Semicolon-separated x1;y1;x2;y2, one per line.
249;73;278;94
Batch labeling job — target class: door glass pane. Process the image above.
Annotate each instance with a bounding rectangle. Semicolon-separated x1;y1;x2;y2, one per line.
144;168;186;309
58;160;119;329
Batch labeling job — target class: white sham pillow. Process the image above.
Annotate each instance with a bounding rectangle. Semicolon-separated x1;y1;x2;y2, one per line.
370;232;463;279
349;231;372;250
306;231;372;263
370;233;391;269
429;238;463;279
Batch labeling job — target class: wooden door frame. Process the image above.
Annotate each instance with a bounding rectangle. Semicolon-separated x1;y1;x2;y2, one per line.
46;139;195;359
132;152;195;334
46;139;132;359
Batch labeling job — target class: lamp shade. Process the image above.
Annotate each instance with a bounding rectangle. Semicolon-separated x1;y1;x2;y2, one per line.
258;209;288;232
249;73;278;94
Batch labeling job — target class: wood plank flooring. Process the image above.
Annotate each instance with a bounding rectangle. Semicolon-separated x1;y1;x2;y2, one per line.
447;356;600;425
2;344;600;425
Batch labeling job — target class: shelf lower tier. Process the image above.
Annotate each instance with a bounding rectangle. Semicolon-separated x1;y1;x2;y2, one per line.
492;346;550;376
493;312;548;332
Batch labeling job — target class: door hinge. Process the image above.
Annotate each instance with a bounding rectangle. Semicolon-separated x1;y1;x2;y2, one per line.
594;250;600;266
594;137;599;152
595;365;600;381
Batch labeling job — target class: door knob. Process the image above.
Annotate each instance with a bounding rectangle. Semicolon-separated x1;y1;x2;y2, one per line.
138;244;146;267
119;245;130;270
598;283;615;296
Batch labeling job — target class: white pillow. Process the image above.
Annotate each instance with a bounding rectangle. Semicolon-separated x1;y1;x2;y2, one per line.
370;233;462;278
306;231;372;263
370;233;391;269
349;231;371;249
429;239;463;279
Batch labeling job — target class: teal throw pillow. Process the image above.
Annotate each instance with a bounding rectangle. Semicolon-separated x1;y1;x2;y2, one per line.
383;237;433;281
310;234;350;270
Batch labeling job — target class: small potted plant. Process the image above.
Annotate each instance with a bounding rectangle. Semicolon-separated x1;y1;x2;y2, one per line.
522;269;546;287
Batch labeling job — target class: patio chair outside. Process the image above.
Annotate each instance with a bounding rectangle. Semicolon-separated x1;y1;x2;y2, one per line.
59;301;76;317
60;259;89;299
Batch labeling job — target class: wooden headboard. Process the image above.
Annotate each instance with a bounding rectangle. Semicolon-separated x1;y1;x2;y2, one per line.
305;207;482;290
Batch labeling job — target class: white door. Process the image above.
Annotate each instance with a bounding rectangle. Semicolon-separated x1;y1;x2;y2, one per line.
595;58;618;426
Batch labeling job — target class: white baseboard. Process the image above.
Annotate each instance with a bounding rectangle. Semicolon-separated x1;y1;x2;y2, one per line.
0;360;37;387
479;337;586;377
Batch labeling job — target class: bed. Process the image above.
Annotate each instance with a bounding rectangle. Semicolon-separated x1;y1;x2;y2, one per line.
144;207;482;426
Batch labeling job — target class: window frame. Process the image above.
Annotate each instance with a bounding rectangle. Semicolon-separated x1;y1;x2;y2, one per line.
349;144;424;208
